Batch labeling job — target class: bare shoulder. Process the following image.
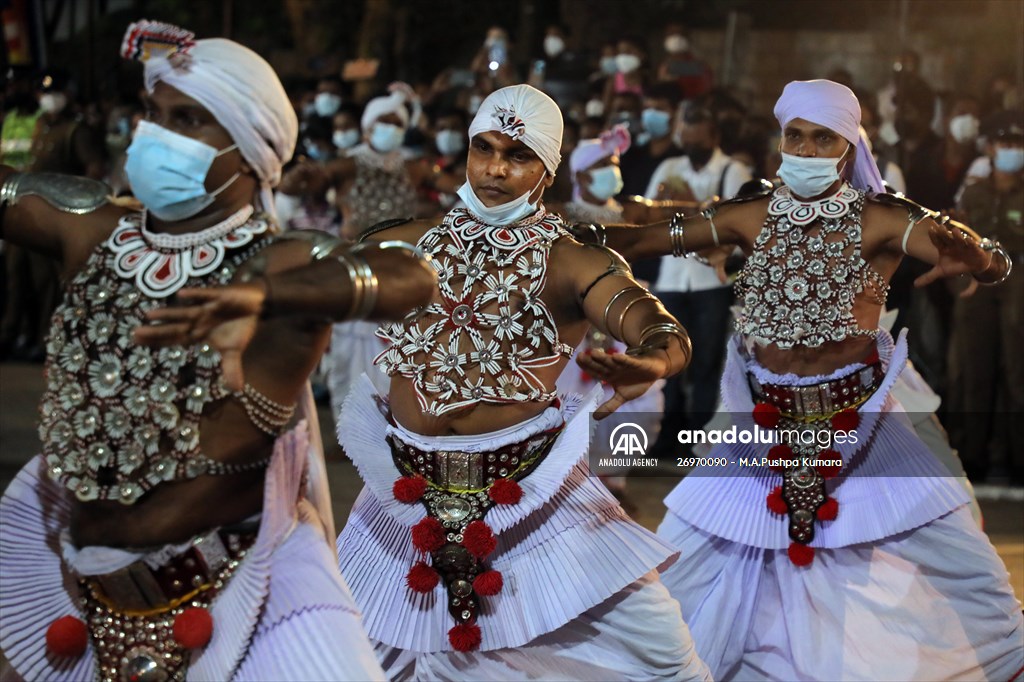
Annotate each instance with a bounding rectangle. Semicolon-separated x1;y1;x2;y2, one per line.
551;236;630;275
863;194;917;232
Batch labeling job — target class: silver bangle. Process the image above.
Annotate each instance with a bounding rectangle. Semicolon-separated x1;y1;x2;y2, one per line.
614;292;657;339
974;240;1013;286
602;286;648;333
669;213;686;257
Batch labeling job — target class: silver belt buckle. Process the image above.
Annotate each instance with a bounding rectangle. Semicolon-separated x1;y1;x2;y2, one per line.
799;385;823;415
437;451;483;490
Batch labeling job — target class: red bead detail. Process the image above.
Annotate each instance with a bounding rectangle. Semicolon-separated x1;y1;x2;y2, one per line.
788;542;815;566
448;622;482;652
172;607;213;649
393;475;428;504
461;520;497;560
752;402;780;429
816;497;839;521
488;478;523;505
766;486;788;515
816;452;842;480
46;616;87;658
411;517;446;553
406;561;440;593
473;570;504;596
768;444;792;473
606;347;619;354
831;408;859;433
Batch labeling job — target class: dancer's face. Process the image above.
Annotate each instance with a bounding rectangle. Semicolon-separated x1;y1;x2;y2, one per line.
466;130;553;207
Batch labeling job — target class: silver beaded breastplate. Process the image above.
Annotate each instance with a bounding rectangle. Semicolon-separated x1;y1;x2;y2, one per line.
40;213;273;504
375;209;575;416
734;184;889;349
345;147;416;234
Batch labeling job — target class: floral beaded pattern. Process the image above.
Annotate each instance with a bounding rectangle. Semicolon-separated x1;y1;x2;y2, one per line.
40;212;266;504
375;209;575;416
734;184;889;349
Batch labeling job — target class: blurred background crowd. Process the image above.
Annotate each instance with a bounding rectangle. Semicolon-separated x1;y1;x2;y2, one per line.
2;0;1023;487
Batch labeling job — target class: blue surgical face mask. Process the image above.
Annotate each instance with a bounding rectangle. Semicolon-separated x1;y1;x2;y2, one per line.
642;108;672;138
586;165;623;201
304;139;331;162
333;129;360;150
994;146;1024;174
314;92;342;118
370;122;405;153
456;173;546;226
435;129;465;156
777;145;851;199
125;120;240;222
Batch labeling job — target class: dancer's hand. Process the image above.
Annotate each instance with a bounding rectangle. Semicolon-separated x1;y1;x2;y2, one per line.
914;222;992;287
134;282;264;391
577;348;667;420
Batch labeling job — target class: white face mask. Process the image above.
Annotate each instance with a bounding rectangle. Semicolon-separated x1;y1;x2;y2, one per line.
615;54;641;74
777;145;850;199
584;98;605;119
333;129;360;150
948;114;979;144
435;129;465;156
585;165;623;201
456;173;546;226
544;36;565;58
39;92;67;114
600;56;618;75
664;35;689;54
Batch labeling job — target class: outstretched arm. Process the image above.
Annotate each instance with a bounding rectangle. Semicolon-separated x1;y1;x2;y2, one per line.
570;243;692;418
874;197;1011;287
134;236;436;389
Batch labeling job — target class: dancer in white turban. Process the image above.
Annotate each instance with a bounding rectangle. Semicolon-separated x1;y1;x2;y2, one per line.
334;84;711;680
578;79;1023;681
0;20;437;680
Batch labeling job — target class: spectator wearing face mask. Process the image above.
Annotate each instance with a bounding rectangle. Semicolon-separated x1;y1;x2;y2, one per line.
602;36;647;113
946;110;1024;485
644;104;751;452
943;93;982;194
528;24;588;109
427;107;469;211
331;103;362;154
656;24;713;100
618;82;683;198
312;76;345;120
860;99;906;193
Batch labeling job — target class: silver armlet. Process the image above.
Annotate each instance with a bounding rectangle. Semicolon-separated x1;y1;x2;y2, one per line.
974;239;1013;286
335;249;379;320
275;230;345;261
602;286;648;334
0;172;109;214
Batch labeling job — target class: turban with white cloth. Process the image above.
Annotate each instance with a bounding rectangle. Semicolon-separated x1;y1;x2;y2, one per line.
121;20;298;217
773;79;886;193
360;82;421;132
468;84;563;175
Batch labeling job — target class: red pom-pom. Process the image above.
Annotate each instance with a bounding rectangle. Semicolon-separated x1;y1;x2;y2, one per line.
752;402;780;429
172;607;213;649
831;409;859;433
767;444;792;473
393;475;427;504
816;452;842;480
411;517;446;553
766;486;788;515
406;561;440;593
606;347;619;355
816;497;839;521
461;520;497;560
488;478;523;505
448;622;482;652
46;616;87;658
788;542;815;566
473;570;504;596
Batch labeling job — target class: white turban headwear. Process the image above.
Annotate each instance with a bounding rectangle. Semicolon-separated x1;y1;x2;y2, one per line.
773;79;885;193
121;20;298;217
468;84;563;175
360;82;421;132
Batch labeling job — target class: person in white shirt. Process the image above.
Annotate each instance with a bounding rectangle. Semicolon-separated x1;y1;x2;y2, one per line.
644;104;751;449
